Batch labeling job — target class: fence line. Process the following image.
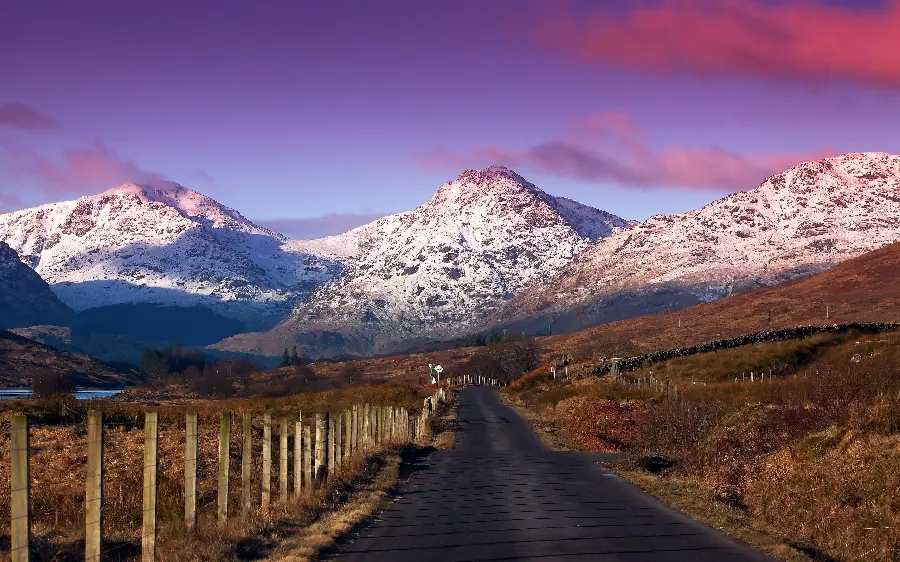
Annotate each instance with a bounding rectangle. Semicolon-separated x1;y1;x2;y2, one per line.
6;388;448;562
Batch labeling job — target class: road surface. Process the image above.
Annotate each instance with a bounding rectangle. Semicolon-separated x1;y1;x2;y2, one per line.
326;386;774;561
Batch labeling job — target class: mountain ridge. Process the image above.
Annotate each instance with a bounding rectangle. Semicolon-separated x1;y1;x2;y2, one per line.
215;166;632;357
0;181;339;329
487;151;900;336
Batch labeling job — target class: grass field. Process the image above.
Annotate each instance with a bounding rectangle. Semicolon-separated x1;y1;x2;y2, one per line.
505;330;900;561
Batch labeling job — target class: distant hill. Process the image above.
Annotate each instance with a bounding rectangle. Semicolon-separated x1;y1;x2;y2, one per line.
0;330;140;388
0;242;73;329
543;240;900;355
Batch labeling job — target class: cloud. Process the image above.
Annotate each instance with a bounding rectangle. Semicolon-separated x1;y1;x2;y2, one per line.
532;0;900;88
256;212;392;239
0;139;162;195
417;109;839;192
0;103;59;131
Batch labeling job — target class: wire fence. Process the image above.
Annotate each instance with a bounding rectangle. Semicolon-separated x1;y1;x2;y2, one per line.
1;388;447;562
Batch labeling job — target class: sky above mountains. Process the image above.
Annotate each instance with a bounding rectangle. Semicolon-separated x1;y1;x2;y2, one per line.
1;0;898;239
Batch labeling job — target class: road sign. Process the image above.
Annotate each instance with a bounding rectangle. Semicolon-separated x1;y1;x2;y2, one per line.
433;365;443;374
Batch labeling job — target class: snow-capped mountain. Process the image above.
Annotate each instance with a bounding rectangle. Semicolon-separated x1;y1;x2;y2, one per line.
488;152;900;335
215;166;632;356
0;181;339;330
0;241;73;329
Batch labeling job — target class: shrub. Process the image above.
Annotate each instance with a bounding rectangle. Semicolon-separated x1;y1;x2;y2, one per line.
31;370;75;397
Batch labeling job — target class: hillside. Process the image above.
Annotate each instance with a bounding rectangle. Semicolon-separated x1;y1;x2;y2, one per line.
0;330;139;388
491;152;900;338
0;241;73;329
541;239;900;357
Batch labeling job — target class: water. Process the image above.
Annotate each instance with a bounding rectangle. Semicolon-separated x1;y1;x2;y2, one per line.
0;389;124;400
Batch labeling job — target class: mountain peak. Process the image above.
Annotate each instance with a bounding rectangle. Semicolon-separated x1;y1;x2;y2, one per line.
455;165;534;189
95;181;278;238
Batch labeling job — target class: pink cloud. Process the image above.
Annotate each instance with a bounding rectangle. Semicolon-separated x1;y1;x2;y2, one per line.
255;212;392;239
1;139;162;195
573;110;644;139
533;0;900;88
0;103;58;131
417;110;839;191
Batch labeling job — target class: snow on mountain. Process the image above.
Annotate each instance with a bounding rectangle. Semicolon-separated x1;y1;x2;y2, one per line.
0;241;73;329
216;166;632;356
488;152;900;335
0;181;340;329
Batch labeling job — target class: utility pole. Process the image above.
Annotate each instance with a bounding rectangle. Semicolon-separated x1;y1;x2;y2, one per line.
826;303;830;320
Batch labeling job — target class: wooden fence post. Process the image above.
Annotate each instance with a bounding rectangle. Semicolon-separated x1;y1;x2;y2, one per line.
294;419;302;497
85;410;103;562
142;412;159;562
262;413;272;510
303;425;313;489
10;414;29;562
315;413;330;486
387;407;393;443
351;406;359;454
345;410;353;460
279;418;289;500
241;414;252;516
335;413;343;472
344;410;352;462
218;412;231;525
315;413;329;485
185;412;199;532
377;407;384;446
363;404;371;450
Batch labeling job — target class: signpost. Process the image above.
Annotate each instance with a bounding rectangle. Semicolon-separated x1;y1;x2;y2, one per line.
429;364;443;385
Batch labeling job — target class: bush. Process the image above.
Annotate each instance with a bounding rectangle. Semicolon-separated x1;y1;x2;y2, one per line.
32;371;75;397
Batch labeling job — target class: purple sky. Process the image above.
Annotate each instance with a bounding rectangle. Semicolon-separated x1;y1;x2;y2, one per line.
2;0;899;238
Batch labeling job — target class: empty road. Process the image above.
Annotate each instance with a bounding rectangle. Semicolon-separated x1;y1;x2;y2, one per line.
326;386;774;561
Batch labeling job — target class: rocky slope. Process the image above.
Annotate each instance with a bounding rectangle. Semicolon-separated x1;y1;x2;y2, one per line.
215;166;631;356
489;152;900;336
0;182;340;330
0;241;73;329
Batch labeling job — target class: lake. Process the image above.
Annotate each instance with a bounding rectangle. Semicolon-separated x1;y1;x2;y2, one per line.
0;389;125;400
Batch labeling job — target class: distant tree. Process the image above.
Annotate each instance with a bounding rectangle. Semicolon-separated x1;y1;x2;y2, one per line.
486;339;540;383
280;348;291;368
32;370;75;397
188;362;237;397
469;353;504;382
290;346;301;366
139;346;205;383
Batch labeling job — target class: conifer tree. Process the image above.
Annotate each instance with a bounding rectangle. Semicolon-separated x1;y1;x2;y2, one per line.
290;346;300;366
280;348;291;367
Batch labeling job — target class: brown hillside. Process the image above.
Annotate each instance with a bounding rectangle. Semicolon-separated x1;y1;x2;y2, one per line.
0;330;139;388
541;241;900;355
226;242;900;388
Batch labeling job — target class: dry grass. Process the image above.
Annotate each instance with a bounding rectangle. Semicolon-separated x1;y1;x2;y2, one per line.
0;383;429;561
503;331;900;561
613;468;811;562
257;451;403;562
428;390;459;450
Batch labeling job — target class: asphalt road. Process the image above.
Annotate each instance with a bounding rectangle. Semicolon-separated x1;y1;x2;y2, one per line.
326;386;775;562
